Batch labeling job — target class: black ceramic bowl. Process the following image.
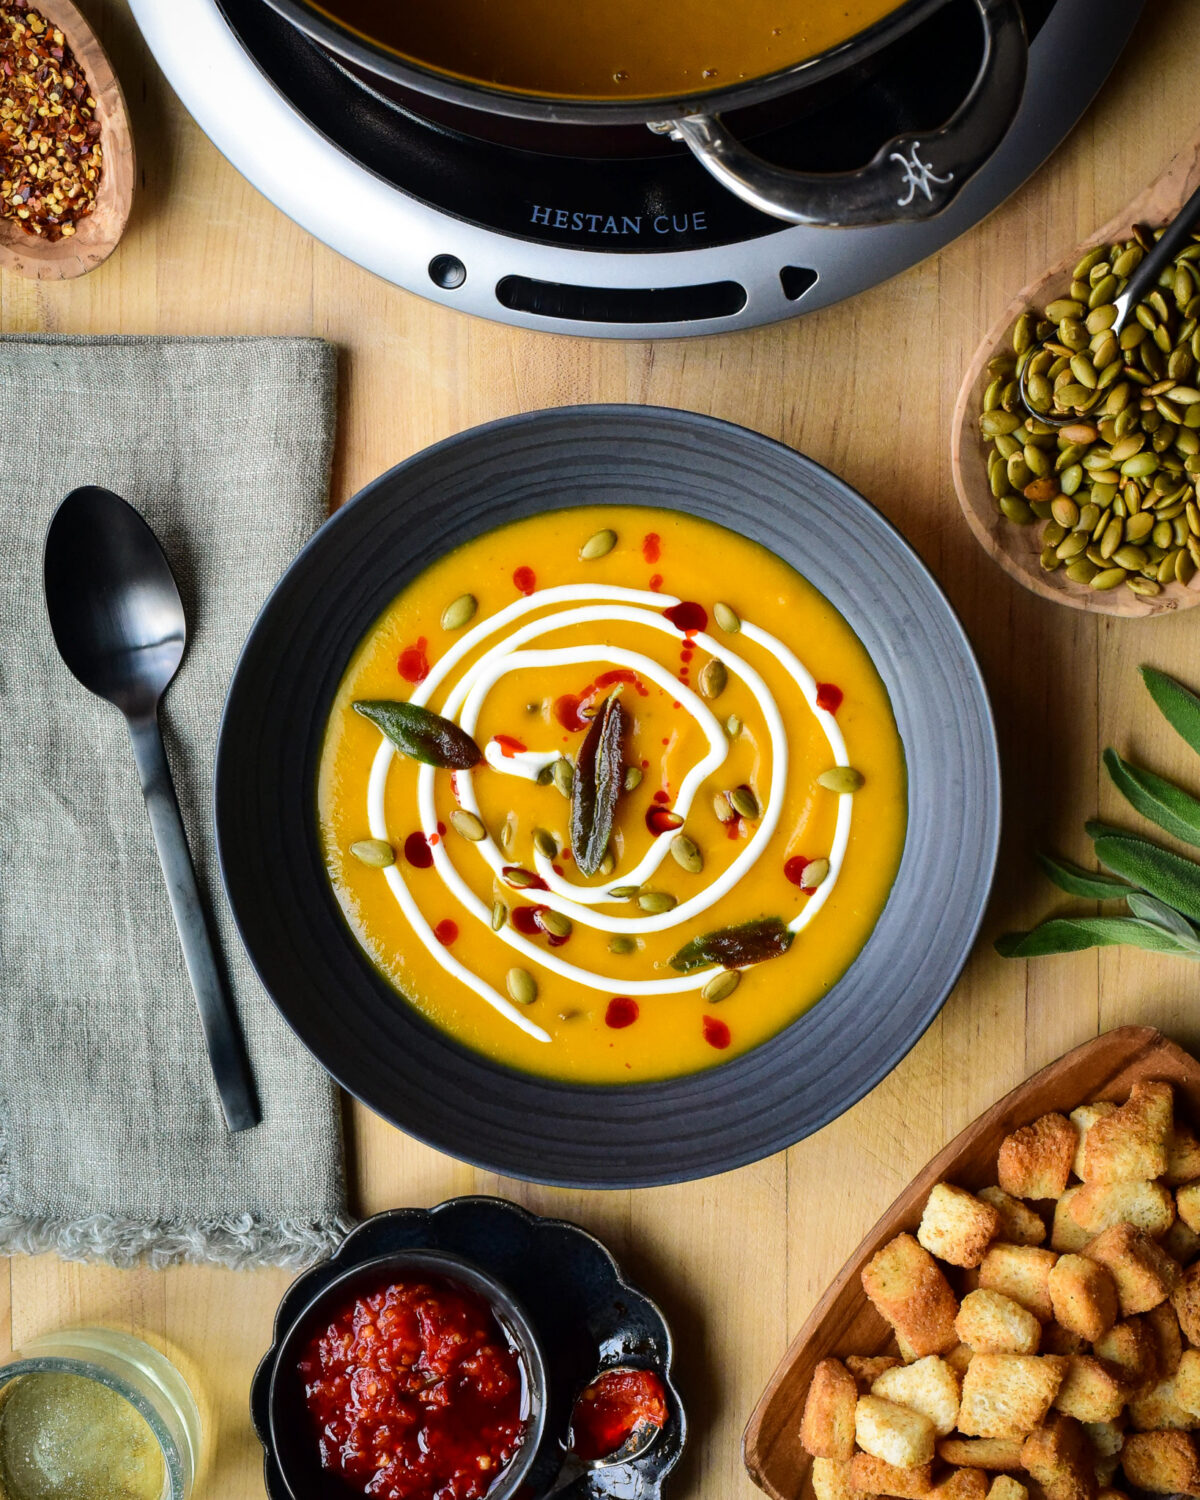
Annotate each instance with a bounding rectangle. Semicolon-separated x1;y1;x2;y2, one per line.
266;1247;548;1500
216;405;1000;1187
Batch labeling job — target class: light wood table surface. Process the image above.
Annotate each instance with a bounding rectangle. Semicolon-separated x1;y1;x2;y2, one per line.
4;3;1200;1494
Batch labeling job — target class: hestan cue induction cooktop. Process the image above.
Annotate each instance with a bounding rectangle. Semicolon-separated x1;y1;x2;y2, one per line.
130;0;1142;338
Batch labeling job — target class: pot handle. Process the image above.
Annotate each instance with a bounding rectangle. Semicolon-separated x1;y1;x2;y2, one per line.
650;0;1027;228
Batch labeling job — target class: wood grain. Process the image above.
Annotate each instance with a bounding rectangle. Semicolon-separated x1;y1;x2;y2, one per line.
4;3;1200;1497
743;1026;1200;1500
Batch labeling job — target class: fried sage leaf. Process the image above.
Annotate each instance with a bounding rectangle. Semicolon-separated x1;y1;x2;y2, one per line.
996;916;1200;960
1092;830;1200;923
1036;852;1132;901
354;700;481;769
1143;666;1200;758
570;695;625;877
1104;747;1200;849
670;916;794;974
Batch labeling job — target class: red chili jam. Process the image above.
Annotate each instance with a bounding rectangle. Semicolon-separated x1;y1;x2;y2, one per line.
298;1275;528;1500
434;920;459;946
513;565;536;596
605;997;639;1029
404;832;433;869
784;855;811;887
662;600;707;636
815;682;844;714
397;637;430;684
642;533;661;564
703;1015;732;1050
570;1367;667;1462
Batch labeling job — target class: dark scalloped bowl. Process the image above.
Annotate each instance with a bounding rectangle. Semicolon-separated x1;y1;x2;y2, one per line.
250;1196;685;1499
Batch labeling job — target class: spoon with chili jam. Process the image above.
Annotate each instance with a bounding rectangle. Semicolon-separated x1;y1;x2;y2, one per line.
547;1365;668;1493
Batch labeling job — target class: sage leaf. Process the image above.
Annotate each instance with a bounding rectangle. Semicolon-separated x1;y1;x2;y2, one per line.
996;916;1200;960
353;700;481;769
1126;891;1200;946
1143;666;1200;758
670;916;794;974
1093;832;1200;923
1104;748;1200;849
1037;852;1132;901
570;695;625;877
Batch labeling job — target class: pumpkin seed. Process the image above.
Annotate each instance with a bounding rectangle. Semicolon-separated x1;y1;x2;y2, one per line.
536;763;555;786
491;900;507;932
506;968;537;1005
449;810;487;842
552;758;574;797
537;909;572;938
608;935;637;954
713;601;741;633
1050;497;1079;528
800;858;830;890
608;884;641;900
701;970;741;1003
818;766;865;794
699;659;727;699
1090;567;1128;590
670;834;703;874
440;593;478;631
713;793;735;824
725;714;742;737
638;890;678;914
1000;498;1034;525
531;828;557;859
728;785;759;819
599;848;615;876
350;838;394;868
1128;577;1162;598
500;814;516;852
580;528;618;560
623;764;643;792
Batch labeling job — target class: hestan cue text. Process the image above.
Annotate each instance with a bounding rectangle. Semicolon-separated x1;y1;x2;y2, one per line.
529;206;708;236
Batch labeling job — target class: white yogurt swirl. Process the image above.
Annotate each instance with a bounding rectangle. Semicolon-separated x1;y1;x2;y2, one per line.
365;585;852;1041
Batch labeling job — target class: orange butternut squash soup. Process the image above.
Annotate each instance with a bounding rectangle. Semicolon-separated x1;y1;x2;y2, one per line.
307;0;907;101
317;508;906;1084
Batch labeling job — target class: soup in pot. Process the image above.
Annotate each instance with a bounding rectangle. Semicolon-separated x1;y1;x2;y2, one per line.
305;0;910;102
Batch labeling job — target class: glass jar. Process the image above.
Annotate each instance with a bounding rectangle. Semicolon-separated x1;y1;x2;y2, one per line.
0;1327;203;1500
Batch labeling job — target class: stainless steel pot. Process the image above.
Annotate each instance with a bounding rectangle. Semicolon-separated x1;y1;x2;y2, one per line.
263;0;1028;227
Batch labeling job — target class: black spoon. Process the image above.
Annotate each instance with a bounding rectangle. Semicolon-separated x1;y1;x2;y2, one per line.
43;486;260;1133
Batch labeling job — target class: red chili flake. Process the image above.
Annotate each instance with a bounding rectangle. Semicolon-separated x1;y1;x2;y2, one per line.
605;997;639;1029
553;694;589;732
397;637;430;683
502;866;548;891
492;734;527;757
784;855;811;887
663;600;707;636
510;906;544;935
434;919;458;946
642;533;661;564
404;832;433;869
652;790;669;804
703;1015;732;1049
646;806;684;835
513;565;537;595
816;682;844;714
649;574;663;591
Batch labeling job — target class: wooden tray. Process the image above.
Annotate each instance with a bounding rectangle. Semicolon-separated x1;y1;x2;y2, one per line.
743;1026;1200;1500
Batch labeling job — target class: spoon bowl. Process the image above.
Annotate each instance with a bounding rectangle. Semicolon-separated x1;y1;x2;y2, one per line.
951;130;1200;618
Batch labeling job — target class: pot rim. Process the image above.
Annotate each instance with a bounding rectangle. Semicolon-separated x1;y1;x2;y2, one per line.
258;0;954;126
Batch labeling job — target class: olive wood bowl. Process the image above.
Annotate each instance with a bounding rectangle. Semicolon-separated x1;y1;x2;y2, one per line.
0;0;134;280
742;1025;1200;1500
951;133;1200;619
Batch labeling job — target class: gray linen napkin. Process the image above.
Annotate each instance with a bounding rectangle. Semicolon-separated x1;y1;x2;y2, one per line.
0;334;351;1268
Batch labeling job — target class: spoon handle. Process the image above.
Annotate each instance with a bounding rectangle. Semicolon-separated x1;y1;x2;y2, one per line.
127;713;260;1133
1117;180;1200;326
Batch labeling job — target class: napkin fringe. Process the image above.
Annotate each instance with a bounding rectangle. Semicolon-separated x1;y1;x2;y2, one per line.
0;1210;355;1270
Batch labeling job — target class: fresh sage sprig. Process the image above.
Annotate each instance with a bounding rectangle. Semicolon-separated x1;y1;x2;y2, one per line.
997;667;1200;961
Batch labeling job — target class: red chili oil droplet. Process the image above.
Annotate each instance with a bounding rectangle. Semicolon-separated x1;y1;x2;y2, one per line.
552;861;566;875
397;636;430;683
493;734;527;758
513;565;536;595
554;694;590;732
816;682;844;714
642;533;661;564
434;919;458;946
596;668;648;696
785;855;811;887
640;758;650;768
502;866;548;891
437;821;446;836
429;832;440;846
703;1015;732;1049
646;806;684;835
511;905;544;935
653;790;669;804
404;832;433;869
663;600;707;635
606;997;639;1029
727;817;743;840
649;573;663;591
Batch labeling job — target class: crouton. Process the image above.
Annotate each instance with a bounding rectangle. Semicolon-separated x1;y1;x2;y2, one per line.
929;1470;988;1500
1173;1262;1200;1347
813;1458;858;1500
979;1187;1049;1247
1163;1217;1200;1267
1072;1104;1118;1179
848;1355;904;1393
956;1290;1042;1355
1043;1322;1089;1356
1146;1302;1183;1378
1052;1356;1125;1424
1093;1317;1159;1390
1168;1120;1200;1187
1177;1349;1200;1418
1095;1490;1127;1500
957;1354;1068;1438
1180;1184;1200;1236
1082;1225;1181;1316
947;1343;975;1378
936;1438;1027;1471
1065;1180;1176;1241
1082;1420;1126;1459
1022;1413;1098;1500
980;1245;1060;1322
862;1235;959;1358
856;1396;936;1468
872;1357;961;1436
1120;1429;1200;1493
801;1357;859;1459
896;1331;921;1365
1049;1256;1120;1342
985;1479;1028;1500
1130;1372;1200;1431
999;1114;1079;1201
1081;1083;1173;1185
919;1184;1002;1269
1053;1191;1096;1254
850;1455;933;1497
